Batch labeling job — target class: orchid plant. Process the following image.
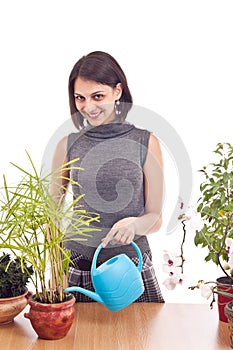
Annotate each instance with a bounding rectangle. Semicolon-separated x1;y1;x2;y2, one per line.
163;142;233;306
162;206;204;290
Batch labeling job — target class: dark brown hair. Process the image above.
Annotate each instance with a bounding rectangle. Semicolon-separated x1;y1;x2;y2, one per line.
68;51;133;129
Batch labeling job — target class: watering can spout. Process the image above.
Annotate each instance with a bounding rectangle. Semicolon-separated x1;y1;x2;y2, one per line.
64;286;105;305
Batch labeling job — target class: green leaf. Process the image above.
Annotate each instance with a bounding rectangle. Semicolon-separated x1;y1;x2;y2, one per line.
205;252;219;265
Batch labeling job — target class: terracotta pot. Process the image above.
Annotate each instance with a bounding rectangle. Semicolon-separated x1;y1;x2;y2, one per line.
0;288;28;325
217;276;233;323
224;301;233;348
24;293;75;340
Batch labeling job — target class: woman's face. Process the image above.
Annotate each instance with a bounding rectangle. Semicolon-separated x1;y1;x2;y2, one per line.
74;77;122;126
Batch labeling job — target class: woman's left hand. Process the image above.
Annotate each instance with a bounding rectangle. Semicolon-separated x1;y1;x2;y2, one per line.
102;217;137;247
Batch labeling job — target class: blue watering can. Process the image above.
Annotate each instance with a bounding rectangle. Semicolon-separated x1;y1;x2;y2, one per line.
65;241;144;312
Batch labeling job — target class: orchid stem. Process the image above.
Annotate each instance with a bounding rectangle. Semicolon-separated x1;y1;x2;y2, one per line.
180;220;186;274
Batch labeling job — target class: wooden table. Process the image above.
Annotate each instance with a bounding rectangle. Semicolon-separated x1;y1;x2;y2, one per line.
0;303;231;349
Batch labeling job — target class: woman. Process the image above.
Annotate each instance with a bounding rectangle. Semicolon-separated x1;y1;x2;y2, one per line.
51;51;164;302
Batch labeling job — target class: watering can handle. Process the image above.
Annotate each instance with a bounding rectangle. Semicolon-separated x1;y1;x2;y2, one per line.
91;241;143;274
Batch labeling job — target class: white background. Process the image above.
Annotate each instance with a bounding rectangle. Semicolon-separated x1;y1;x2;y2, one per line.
0;0;233;304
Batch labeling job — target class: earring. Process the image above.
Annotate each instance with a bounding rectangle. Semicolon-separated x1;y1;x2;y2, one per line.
115;100;121;115
83;118;88;127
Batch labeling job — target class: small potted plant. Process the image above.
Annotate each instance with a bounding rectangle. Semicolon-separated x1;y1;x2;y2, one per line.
0;252;33;324
0;152;99;339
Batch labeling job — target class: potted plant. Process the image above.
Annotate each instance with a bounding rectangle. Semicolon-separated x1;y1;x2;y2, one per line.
162;142;233;307
0;152;99;339
192;142;233;322
162;142;233;347
0;252;33;324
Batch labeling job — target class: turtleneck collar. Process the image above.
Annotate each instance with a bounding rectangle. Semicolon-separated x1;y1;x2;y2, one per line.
83;122;135;140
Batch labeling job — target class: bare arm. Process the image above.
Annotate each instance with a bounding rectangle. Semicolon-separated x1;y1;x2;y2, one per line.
102;133;164;247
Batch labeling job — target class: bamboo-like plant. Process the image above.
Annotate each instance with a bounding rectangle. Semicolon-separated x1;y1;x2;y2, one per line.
0;152;100;303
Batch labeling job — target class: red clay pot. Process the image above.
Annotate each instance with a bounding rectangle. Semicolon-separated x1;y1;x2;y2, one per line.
0;288;28;325
217;276;233;323
224;301;233;347
24;293;75;340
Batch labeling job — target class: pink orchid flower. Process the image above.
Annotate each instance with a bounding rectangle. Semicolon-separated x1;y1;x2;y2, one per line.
162;250;184;290
163;273;184;290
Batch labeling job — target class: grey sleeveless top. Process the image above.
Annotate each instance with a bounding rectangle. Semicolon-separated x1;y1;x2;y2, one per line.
65;122;151;261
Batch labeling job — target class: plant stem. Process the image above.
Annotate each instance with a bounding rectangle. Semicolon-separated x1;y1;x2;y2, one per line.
216;212;233;280
180;220;186;273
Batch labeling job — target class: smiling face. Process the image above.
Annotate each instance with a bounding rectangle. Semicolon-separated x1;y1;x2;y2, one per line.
74;77;122;126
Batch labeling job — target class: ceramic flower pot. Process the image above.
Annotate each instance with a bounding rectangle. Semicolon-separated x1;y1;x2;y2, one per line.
224;301;233;348
24;293;75;340
217;276;233;323
0;288;28;325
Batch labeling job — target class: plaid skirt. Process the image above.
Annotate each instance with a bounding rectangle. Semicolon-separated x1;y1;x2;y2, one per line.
67;249;164;303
